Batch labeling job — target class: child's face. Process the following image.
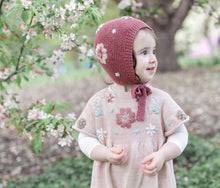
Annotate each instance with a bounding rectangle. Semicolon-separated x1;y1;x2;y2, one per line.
133;29;157;83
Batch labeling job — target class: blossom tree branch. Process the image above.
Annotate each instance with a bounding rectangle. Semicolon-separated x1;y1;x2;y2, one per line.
0;0;104;153
0;0;3;16
170;0;195;35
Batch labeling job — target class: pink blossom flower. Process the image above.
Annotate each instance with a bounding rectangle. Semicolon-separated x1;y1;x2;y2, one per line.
39;70;43;75
33;49;38;53
116;108;135;128
1;114;6;119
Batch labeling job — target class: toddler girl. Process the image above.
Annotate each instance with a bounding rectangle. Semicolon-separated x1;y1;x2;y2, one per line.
74;17;189;188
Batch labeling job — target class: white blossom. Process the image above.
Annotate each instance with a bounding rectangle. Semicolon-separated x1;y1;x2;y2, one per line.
57;124;65;134
77;4;86;11
118;0;131;9
55;114;62;120
51;129;59;137
69;33;76;41
0;122;5;128
65;0;77;11
28;107;39;120
79;45;87;54
60;34;76;50
21;0;32;9
87;48;94;57
46;123;54;132
71;23;79;29
58;137;67;147
51;68;60;82
4;93;18;109
40;99;47;105
65;135;74;146
83;0;94;6
67;113;76;121
58;135;74;147
29;71;37;79
23;130;33;140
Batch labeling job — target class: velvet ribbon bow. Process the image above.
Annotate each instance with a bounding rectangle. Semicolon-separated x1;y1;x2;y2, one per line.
131;83;152;121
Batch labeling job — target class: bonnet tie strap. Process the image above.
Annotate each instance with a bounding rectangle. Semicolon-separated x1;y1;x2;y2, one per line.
131;83;152;121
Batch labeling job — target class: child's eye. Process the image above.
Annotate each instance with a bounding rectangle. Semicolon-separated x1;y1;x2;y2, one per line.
141;50;147;55
153;49;156;55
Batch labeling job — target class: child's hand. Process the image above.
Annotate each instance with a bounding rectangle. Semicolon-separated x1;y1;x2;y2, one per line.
141;151;165;176
107;145;127;165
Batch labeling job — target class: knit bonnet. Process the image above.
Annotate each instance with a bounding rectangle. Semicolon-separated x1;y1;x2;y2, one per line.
94;17;153;85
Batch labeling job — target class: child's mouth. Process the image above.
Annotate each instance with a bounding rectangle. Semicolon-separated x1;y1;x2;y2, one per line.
146;67;155;73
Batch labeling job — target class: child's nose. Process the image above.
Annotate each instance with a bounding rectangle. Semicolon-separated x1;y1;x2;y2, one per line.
150;59;156;64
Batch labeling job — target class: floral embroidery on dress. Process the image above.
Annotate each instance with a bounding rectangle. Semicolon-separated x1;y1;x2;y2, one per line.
95;108;102;117
133;129;140;135
107;86;117;97
95;43;107;64
116;108;135;128
93;98;102;117
112;129;118;135
96;128;107;141
107;94;114;103
176;110;188;121
151;96;160;114
165;120;171;127
145;123;158;136
77;118;86;129
110;108;114;113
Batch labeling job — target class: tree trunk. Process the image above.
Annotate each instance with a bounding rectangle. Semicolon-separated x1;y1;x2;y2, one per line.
155;28;179;71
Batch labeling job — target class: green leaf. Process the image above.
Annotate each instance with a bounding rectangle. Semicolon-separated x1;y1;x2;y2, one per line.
23;75;29;82
33;132;42;153
26;120;38;128
5;4;23;18
73;131;78;140
63;102;74;109
44;102;54;114
55;105;65;112
31;6;40;21
26;62;31;73
16;75;21;87
52;118;59;126
14;119;20;129
21;10;31;24
0;19;4;28
88;7;103;24
0;82;5;91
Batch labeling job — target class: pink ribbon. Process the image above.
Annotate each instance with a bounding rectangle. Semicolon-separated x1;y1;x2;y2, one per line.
131;83;152;121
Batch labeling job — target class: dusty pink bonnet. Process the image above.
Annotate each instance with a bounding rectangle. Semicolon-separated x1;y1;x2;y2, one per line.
94;17;153;85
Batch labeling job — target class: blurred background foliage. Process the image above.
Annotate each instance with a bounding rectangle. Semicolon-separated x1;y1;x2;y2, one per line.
1;0;220;187
10;0;219;89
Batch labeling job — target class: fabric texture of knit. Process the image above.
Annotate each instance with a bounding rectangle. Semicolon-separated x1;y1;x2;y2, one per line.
73;84;190;188
131;82;152;121
94;16;153;85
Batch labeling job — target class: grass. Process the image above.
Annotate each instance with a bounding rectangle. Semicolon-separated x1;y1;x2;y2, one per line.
5;134;220;188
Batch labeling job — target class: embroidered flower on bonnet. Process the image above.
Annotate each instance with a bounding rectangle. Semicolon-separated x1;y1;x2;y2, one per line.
95;43;107;64
116;108;135;128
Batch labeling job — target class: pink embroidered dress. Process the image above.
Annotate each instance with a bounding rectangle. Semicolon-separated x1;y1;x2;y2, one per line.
74;83;189;188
